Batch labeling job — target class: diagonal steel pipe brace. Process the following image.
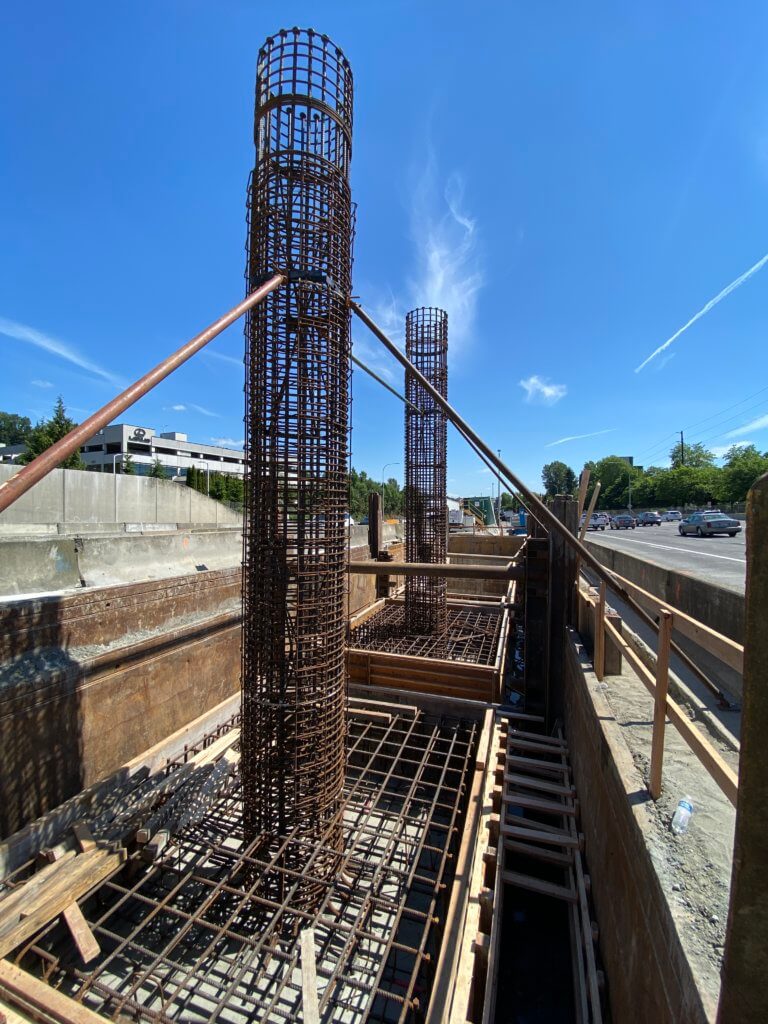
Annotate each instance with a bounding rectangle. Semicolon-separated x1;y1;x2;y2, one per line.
350;298;732;708
0;274;286;514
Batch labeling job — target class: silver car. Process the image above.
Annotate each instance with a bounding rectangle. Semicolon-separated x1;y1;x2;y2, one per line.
679;512;741;537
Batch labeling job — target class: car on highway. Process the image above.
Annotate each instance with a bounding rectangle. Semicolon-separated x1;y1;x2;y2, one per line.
636;511;662;527
610;513;636;529
662;510;682;522
580;512;609;531
678;512;742;537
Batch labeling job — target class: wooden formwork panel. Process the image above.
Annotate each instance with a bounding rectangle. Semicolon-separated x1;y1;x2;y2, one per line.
346;648;500;703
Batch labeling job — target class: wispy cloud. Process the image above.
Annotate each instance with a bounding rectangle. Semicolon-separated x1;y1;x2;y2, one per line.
545;428;616;448
202;350;242;369
711;441;752;458
31;379;53;388
209;436;244;449
164;403;219;418
635;251;768;372
519;375;567;406
726;413;768;438
0;316;125;388
407;162;483;354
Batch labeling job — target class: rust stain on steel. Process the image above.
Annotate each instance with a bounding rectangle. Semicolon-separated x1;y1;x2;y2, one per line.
0;277;285;516
404;307;448;635
241;27;354;909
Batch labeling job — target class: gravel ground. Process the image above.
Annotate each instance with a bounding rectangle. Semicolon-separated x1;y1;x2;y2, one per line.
598;670;737;1014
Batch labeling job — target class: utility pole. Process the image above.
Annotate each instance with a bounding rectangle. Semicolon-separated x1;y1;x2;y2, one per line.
680;430;685;467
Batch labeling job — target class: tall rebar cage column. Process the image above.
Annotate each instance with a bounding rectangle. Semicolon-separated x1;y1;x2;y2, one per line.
242;27;354;904
404;307;448;635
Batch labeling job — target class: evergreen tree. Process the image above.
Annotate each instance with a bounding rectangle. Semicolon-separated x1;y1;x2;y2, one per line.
19;397;85;469
122;453;136;475
148;457;167;479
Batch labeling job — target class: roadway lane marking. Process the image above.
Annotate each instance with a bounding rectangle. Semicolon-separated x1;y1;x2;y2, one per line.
599;536;746;564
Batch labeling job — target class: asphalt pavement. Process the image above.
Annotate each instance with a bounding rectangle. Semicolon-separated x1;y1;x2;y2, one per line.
585;520;746;594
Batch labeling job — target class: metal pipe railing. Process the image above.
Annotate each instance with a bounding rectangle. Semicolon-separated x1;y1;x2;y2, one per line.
0;274;286;514
350;298;731;707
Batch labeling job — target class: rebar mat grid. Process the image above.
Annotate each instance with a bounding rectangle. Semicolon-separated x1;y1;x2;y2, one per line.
349;604;502;666
19;711;476;1024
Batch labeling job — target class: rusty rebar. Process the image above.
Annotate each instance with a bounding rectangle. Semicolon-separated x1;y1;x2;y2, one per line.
404;308;448;636
241;27;354;909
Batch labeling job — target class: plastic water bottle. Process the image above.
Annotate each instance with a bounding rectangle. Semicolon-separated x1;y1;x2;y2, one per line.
671;796;694;835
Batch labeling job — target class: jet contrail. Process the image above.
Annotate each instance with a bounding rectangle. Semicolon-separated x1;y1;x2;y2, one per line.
635;251;768;373
545;428;615;447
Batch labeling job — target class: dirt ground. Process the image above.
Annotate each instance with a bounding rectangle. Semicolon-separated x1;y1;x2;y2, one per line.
598;670;737;1016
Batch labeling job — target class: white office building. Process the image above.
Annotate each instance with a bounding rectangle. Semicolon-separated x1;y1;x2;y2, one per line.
79;424;245;480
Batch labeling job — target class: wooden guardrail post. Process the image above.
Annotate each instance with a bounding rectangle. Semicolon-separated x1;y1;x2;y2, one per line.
549;494;578;724
718;472;768;1024
649;609;672;799
594;582;606;681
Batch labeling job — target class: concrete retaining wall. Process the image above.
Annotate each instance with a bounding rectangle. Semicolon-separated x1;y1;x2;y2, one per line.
0;463;242;529
0;528;243;595
585;539;744;644
564;630;713;1023
0;568;242;838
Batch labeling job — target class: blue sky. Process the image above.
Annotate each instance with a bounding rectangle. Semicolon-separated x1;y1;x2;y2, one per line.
1;2;767;494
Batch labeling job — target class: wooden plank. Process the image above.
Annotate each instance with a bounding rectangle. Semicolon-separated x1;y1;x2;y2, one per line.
0;848;127;959
508;729;565;747
604;619;738;806
504;772;575;797
502;869;577;903
430;713;497;1024
347;561;524;581
347;646;497;681
0;961;108;1024
500;823;579;848
506;754;570;775
61;903;100;964
503;838;573;867
507;737;569;755
601;566;744;674
594;582;606;681
300;928;320;1024
649;609;672;800
495;711;545;724
502;792;576;817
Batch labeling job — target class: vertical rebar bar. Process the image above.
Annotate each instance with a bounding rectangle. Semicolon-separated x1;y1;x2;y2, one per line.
242;27;354;908
404;307;448;635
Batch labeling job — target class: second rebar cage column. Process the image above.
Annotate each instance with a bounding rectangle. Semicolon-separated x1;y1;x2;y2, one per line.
404;307;448;635
242;27;354;905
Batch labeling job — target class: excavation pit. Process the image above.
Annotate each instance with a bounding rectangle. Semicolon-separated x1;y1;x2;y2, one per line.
8;707;478;1024
347;599;509;703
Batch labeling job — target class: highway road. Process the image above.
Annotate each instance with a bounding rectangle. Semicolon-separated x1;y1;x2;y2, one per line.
586;521;746;594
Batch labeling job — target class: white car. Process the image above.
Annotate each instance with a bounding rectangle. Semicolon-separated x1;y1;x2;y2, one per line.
662;510;682;522
580;512;609;531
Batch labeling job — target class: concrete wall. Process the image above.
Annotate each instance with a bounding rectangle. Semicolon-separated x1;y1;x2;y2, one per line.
0;567;242;838
585;539;744;644
0;463;242;529
0;528;243;595
564;629;713;1023
448;533;526;558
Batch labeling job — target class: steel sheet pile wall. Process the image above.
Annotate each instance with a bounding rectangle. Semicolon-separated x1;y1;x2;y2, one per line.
404;307;448;635
242;28;354;905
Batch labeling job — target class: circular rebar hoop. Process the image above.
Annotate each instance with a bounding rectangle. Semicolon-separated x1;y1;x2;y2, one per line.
242;27;353;908
404;307;449;636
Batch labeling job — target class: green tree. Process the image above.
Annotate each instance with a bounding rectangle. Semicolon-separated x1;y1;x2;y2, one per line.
721;445;768;503
669;441;715;470
500;491;515;510
541;460;577;498
148;457;167;479
18;397;85;469
0;411;32;445
122;453;136;475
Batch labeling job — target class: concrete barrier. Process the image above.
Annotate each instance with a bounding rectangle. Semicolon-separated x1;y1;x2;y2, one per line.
0;528;243;595
0;463;242;529
585;539;744;645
